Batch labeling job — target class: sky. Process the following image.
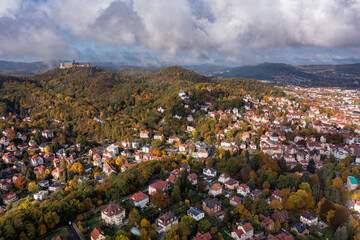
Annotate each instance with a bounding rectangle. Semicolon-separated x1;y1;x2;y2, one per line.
0;0;360;66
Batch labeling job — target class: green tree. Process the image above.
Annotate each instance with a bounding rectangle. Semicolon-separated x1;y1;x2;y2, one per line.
129;208;141;224
44;212;60;229
171;184;181;203
198;219;211;233
25;223;36;240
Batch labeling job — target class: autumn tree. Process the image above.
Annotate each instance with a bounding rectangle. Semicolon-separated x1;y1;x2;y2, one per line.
129;208;141;224
38;224;47;236
44;212;60;229
140;218;157;240
269;199;283;211
332;177;344;189
317;198;335;218
71;162;84;175
330;206;350;229
150;190;170;209
14;177;26;190
237;204;251;221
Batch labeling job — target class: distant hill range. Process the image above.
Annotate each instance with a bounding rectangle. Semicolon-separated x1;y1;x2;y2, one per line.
0;60;359;87
211;62;360;88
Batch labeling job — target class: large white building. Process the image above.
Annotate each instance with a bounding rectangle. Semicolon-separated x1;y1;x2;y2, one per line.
101;204;126;226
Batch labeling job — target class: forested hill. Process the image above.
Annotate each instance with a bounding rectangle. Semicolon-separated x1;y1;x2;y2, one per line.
0;66;283;142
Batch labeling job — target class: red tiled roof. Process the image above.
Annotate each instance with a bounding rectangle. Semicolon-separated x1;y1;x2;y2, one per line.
91;227;104;240
192;232;211;240
210;183;222;191
149;180;170;191
130;192;149;203
102;204;124;217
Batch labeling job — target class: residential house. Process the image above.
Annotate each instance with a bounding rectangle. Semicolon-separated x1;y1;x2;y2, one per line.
237;184;250;196
209;183;223;196
30;155;44;167
230;195;242;207
130;192;149;208
192;232;211;240
53;158;61;168
268;229;295;240
203;168;217;177
291;223;309;236
101;204;126;226
49;182;64;191
0;179;13;191
2;153;15;164
218;173;230;183
347;176;359;191
225;179;239;190
236;222;254;240
187;207;205;221
188;173;198;185
259;214;274;232
91;227;106;240
93;153;102;167
103;162;116;176
39;179;49;188
202;198;222;216
300;212;318;226
249;189;263;200
231;229;246;240
140;130;150;139
180;163;190;172
34;190;49;201
155;212;178;233
142;144;151;153
42;130;54;139
3;192;18;204
148;180;171;195
52;168;65;180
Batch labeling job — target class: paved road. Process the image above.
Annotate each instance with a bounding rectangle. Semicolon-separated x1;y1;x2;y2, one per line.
68;224;82;240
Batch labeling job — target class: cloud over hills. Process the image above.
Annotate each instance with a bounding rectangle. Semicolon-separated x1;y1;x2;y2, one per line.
1;0;360;64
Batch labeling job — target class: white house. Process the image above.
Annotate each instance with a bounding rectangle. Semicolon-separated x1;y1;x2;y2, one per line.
209;183;223;197
354;200;360;212
231;229;246;240
203;168;217;177
300;212;318;226
142;145;151;153
101;204;126;226
34;190;49;201
187;207;205;221
129;192;149;208
237;184;250;196
148;181;170;195
218;173;230;183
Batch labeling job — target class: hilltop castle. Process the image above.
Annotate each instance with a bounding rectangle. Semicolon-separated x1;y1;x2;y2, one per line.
59;60;90;69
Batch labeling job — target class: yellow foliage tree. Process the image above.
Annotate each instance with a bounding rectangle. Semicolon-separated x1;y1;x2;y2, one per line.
269;199;283;211
332;177;344;189
71;162;84;174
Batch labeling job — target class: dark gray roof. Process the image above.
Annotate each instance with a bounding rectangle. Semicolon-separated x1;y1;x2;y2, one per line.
203;198;221;208
187;207;204;217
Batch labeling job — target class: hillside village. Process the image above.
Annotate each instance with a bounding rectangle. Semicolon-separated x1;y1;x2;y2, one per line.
0;70;360;240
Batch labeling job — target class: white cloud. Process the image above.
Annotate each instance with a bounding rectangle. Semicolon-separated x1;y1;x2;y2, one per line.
1;0;360;63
